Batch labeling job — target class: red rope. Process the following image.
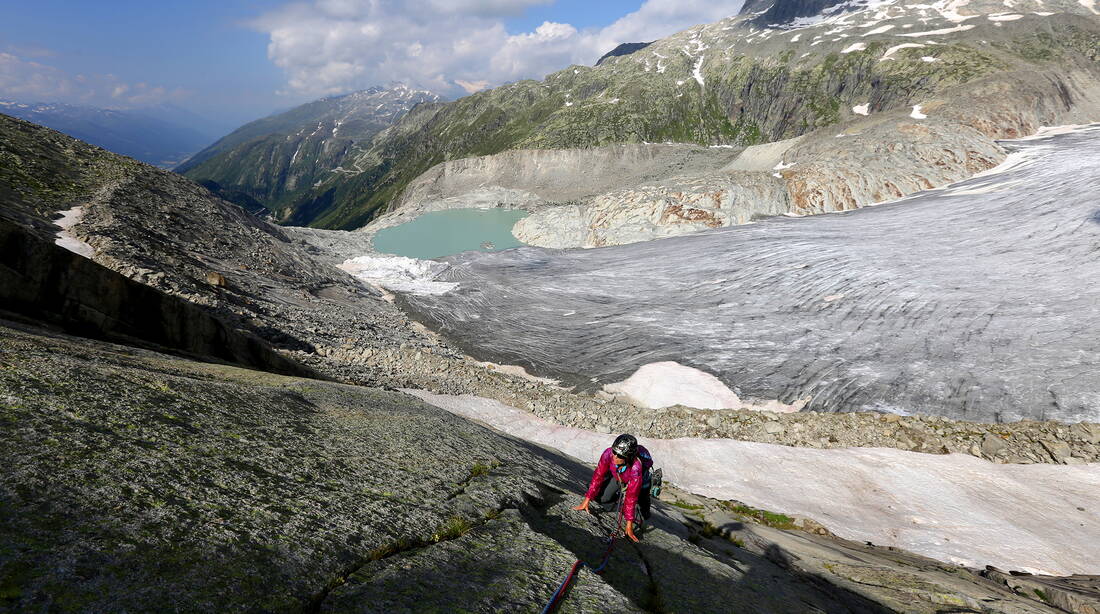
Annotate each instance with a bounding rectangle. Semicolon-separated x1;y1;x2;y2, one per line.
541;490;626;614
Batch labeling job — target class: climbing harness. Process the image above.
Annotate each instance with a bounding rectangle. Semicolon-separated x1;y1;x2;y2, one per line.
539;488;627;614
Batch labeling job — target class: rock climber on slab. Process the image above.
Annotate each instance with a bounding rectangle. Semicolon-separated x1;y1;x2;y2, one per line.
572;433;658;542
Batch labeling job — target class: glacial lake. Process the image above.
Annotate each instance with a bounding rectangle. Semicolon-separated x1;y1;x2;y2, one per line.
371;208;529;259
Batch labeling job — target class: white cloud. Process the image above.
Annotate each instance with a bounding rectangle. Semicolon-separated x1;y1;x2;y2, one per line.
0;52;186;108
455;79;490;93
252;0;745;98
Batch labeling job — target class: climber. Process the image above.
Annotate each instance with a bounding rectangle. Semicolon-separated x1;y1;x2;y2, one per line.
572;433;658;542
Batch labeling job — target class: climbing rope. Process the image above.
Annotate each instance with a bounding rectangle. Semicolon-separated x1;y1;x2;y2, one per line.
539;488;626;614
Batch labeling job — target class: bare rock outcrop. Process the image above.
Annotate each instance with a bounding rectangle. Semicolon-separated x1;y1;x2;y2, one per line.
511;69;1100;248
3;320;1093;612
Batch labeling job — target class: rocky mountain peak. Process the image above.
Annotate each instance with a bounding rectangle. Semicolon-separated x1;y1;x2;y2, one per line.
748;0;1096;27
595;42;653;65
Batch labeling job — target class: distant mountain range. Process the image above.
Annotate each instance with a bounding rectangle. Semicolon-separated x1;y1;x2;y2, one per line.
0;101;220;168
175;85;440;222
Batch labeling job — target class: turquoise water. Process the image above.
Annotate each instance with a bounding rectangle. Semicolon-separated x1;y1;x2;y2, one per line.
372;208;529;259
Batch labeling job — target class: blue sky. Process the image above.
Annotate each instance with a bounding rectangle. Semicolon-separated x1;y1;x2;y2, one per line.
0;1;740;131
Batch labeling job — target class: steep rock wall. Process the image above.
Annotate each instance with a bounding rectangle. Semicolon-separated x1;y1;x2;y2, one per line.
0;218;313;377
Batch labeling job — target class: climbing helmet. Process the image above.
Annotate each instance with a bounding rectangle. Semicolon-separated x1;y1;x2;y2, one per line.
611;433;638;460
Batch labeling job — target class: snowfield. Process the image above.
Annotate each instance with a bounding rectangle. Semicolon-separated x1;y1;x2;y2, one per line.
408;390;1100;576
53;206;94;258
338;254;457;295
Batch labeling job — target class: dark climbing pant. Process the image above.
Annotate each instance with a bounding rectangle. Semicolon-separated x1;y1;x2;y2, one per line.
595;470;651;519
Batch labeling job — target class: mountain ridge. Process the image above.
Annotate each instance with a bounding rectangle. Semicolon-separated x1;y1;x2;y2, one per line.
176;85;439;220
0;100;216;168
200;0;1100;229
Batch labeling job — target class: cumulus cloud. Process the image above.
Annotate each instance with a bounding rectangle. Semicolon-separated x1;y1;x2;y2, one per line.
253;0;745;98
0;52;186;108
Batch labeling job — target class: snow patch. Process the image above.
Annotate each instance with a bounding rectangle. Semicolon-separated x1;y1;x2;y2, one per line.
338;255;457;295
987;12;1023;19
53;206;94;259
862;24;896;35
692;56;706;86
473;361;560;386
852;103;871;115
1080;0;1099;14
921;56;939;62
407;390;1100;576
880;42;925;60
910;104;928;119
927;0;979;22
1019;123;1098;140
841;42;867;53
603;361;745;410
791;33;802;42
898;23;975;36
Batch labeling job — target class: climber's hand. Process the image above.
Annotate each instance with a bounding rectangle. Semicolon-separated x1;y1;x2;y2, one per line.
625;521;639;542
572;498;590;512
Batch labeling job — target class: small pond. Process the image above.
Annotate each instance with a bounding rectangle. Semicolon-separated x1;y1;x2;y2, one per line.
371;208;529;259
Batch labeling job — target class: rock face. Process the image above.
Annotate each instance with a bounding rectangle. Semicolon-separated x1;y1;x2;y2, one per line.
0;112;433;365
1;320;1091;613
244;0;1100;229
750;0;847;25
511;167;790;247
399;126;1100;423
393;143;739;213
426;61;1099;248
595;42;653;66
411;391;1100;576
371;143;743;247
0;218;311;377
663;486;1100;614
177;85;439;222
982;568;1100;614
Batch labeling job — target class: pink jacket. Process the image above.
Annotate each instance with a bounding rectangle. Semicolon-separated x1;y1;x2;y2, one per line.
585;445;653;523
